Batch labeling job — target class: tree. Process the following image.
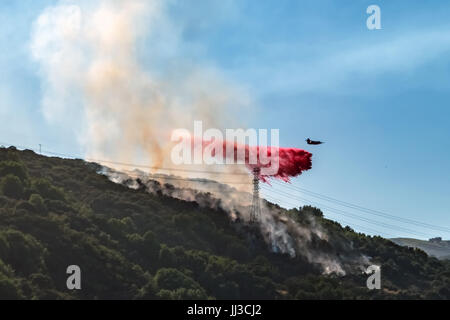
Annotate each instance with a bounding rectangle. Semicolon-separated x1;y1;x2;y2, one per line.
158;246;177;267
143;231;161;263
157;288;208;300
154;268;204;293
135;277;158;300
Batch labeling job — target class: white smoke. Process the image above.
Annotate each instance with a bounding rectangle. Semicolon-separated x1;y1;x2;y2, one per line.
101;166;370;276
30;0;252;175
259;200;347;275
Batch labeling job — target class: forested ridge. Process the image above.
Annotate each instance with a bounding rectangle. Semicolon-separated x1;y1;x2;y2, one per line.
0;146;449;300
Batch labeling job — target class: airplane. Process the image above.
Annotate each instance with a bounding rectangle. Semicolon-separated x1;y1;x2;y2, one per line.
306;138;324;145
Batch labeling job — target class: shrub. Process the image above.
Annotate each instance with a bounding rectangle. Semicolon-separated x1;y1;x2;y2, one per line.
45;200;73;215
0;175;24;199
0;234;9;261
0;274;23;300
0;161;28;182
29;194;47;214
32;179;65;201
0;195;9;208
15;201;35;213
30;273;54;290
0;230;47;276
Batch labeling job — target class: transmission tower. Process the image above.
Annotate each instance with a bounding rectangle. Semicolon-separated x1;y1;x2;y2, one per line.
250;167;261;223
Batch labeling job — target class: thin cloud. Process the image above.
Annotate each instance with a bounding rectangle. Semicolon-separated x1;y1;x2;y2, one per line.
236;28;450;95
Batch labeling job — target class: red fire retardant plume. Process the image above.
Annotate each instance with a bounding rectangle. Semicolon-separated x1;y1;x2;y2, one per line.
244;145;312;183
203;139;313;183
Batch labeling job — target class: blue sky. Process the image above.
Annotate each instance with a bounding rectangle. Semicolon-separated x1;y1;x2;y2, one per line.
1;0;449;239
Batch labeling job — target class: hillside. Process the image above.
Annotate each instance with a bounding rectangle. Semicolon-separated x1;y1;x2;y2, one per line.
390;238;450;260
0;146;449;299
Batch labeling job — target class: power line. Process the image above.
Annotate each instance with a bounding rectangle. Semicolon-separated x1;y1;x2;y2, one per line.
1;141;253;186
262;185;433;237
2;140;447;235
328;218;396;238
0;141;251;177
261;194;395;237
270;180;450;233
261;185;434;238
49;150;251;177
6;139;399;237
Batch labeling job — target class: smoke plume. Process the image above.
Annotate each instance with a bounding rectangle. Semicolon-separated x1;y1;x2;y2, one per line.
31;0;251;179
102;166;369;275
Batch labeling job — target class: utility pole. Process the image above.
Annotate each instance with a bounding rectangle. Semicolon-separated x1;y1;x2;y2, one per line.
250;167;261;223
39;144;42;154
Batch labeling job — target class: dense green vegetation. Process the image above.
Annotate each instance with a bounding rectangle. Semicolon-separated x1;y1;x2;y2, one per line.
0;146;449;300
